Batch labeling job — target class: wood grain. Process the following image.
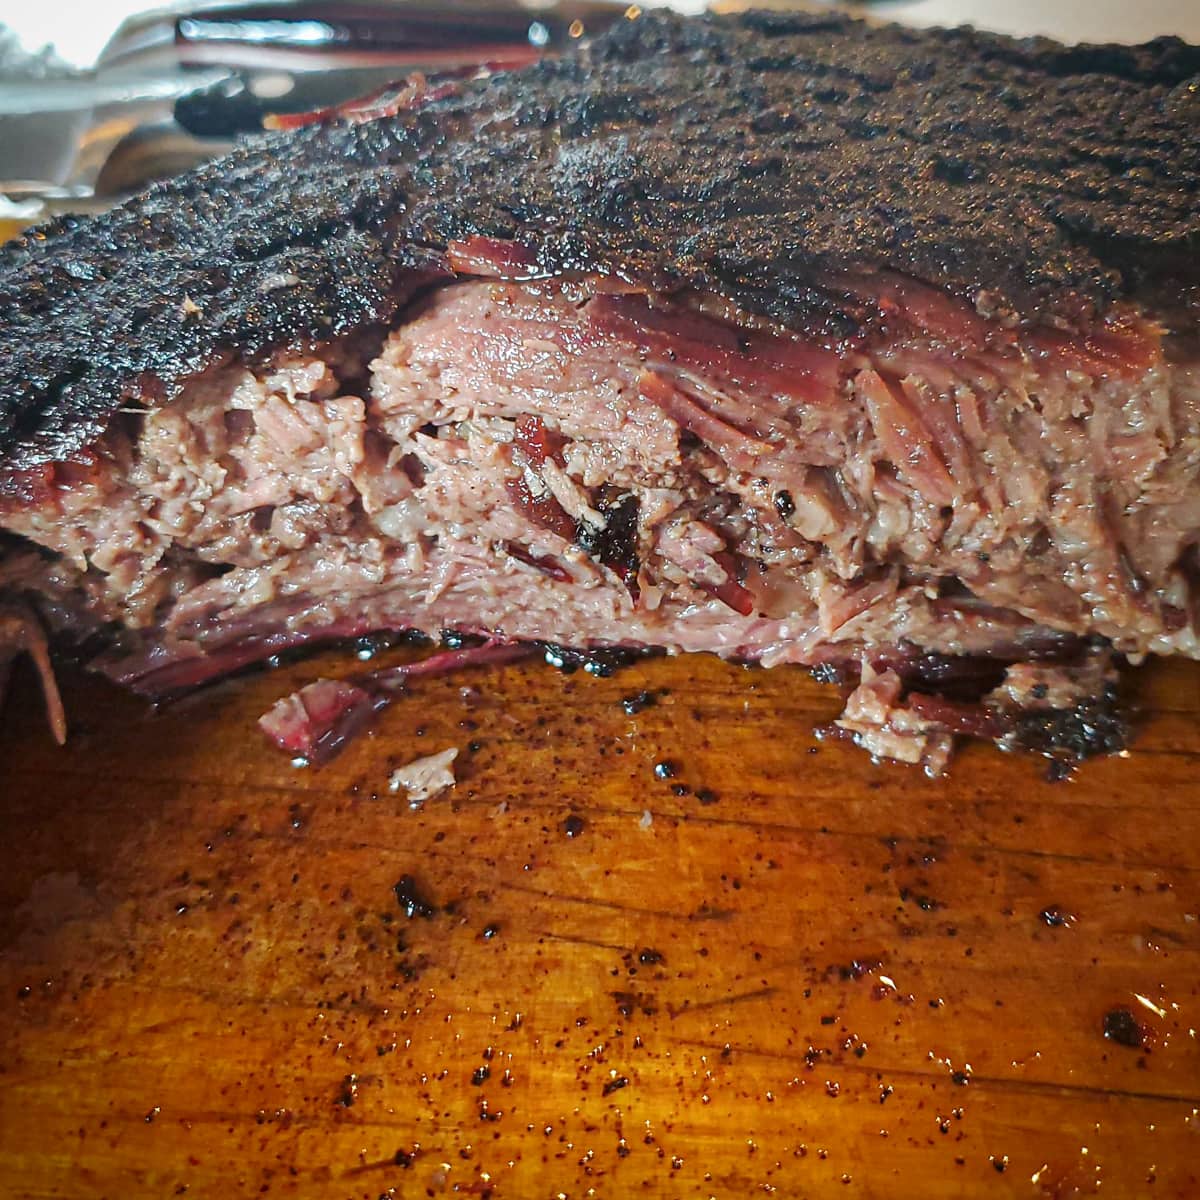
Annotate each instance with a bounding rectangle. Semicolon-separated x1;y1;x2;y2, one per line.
1;647;1198;1199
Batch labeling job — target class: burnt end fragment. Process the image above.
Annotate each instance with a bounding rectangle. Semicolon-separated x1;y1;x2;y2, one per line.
828;644;1132;773
575;492;640;600
1005;687;1130;762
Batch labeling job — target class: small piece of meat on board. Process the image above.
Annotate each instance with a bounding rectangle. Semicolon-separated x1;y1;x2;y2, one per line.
0;601;66;744
259;643;536;764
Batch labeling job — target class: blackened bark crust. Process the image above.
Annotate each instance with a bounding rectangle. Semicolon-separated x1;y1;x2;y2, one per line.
0;11;1197;474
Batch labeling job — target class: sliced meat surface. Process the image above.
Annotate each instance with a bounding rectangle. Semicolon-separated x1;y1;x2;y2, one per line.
1;272;1196;765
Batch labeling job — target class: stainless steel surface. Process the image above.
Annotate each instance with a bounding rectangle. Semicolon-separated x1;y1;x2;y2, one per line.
0;69;231;196
0;0;625;219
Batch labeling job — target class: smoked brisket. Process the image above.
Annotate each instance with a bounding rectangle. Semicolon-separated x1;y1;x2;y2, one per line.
1;10;1198;769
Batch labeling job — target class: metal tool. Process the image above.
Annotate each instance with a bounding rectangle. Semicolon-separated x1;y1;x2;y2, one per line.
0;0;626;226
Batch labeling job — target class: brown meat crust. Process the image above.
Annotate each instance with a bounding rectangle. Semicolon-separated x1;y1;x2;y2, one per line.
1;9;1198;474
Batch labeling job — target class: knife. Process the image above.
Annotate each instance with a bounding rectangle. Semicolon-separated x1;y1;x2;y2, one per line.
0;0;627;228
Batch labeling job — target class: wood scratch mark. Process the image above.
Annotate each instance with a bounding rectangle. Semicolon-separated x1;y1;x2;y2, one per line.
538;929;629;953
667;987;778;1018
499;883;700;916
676;1038;1200;1106
5;777;1196;875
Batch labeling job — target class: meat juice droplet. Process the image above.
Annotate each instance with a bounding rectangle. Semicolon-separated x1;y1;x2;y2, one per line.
1102;1007;1144;1048
1040;904;1075;928
622;690;657;715
563;814;586;838
393;875;437;918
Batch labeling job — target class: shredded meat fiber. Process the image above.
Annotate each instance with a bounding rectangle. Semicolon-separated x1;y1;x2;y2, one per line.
1;271;1197;769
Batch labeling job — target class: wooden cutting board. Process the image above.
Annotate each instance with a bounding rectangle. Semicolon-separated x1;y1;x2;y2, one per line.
1;647;1198;1198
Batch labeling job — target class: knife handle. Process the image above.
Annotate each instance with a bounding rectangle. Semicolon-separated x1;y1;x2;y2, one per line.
175;1;617;56
170;0;621;137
